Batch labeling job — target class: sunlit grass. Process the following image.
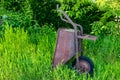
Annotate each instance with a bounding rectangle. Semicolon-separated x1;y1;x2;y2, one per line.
0;24;120;80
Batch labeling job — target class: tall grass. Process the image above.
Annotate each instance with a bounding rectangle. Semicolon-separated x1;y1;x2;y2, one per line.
0;24;56;80
0;24;120;80
84;35;120;80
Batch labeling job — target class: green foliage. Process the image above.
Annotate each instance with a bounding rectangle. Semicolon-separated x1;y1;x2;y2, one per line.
1;0;119;35
59;0;104;33
91;0;120;35
1;0;30;12
29;0;64;28
0;2;38;38
58;0;120;35
0;26;120;80
0;0;64;29
0;0;37;28
0;0;120;80
27;24;56;48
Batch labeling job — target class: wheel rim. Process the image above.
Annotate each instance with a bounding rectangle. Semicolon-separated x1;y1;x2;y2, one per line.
77;60;91;73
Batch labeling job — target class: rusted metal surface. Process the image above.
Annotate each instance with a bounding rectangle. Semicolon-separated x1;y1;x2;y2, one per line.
78;34;97;41
53;29;76;67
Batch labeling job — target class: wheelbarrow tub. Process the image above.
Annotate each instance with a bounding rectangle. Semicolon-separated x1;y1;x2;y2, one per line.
53;28;76;67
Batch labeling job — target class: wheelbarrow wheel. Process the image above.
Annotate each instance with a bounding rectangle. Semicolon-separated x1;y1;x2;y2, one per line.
72;56;94;76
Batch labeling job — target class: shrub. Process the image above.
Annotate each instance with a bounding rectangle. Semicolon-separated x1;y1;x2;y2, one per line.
59;0;104;33
1;0;64;29
58;0;120;35
91;0;120;35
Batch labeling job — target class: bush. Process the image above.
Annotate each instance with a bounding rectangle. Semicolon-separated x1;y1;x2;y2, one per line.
91;0;120;35
1;0;119;35
1;0;65;29
59;0;104;33
58;0;120;35
0;0;38;28
0;2;39;37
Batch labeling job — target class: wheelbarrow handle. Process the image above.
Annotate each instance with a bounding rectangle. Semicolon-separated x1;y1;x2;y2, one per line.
57;5;83;34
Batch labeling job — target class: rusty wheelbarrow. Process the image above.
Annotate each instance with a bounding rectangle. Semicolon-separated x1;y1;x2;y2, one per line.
52;7;97;75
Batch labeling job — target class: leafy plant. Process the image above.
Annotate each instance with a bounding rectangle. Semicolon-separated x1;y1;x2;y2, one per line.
58;0;104;33
91;0;120;35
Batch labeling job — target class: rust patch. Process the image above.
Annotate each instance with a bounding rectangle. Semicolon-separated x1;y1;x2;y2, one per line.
53;29;76;67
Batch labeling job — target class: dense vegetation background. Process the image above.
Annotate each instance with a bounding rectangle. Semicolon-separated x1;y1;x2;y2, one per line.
0;0;120;80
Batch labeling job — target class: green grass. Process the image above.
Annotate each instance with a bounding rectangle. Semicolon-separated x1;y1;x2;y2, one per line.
0;24;120;80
